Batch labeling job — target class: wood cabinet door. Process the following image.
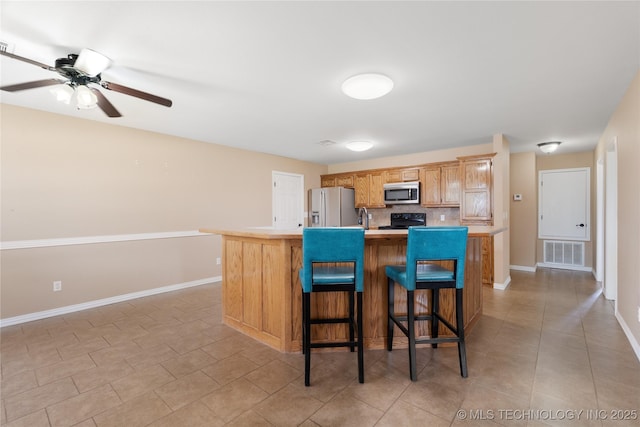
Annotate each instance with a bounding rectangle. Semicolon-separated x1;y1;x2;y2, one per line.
335;174;354;188
460;158;492;223
369;172;386;207
441;164;460;206
354;174;370;207
385;169;402;183
481;236;494;287
401;168;420;182
421;167;441;206
321;176;336;187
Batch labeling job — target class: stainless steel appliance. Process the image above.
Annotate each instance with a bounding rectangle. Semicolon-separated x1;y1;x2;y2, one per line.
309;187;358;227
377;212;426;229
383;181;420;204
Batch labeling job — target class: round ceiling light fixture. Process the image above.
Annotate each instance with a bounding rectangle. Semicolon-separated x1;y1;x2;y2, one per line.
537;141;562;154
346;141;373;152
341;73;394;100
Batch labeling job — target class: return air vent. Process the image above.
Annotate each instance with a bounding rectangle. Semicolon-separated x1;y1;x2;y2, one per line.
543;240;584;268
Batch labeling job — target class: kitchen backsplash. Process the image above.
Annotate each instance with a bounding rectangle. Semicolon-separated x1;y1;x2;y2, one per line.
369;205;460;228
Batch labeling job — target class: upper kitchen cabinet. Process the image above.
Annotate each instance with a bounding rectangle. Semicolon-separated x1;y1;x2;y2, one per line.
458;154;495;225
321;176;336;187
420;162;460;207
385;167;420;183
321;173;354;188
354;171;386;208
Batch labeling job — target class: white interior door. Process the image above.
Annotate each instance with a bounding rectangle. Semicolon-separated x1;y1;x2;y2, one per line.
272;171;304;230
538;168;590;241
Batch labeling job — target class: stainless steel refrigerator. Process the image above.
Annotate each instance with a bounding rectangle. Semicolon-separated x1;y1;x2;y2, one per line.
308;187;358;227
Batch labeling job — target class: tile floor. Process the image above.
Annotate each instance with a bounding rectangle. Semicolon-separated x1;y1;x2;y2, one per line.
1;268;639;426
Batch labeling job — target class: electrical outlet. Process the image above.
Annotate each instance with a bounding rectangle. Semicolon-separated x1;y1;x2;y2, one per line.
53;281;62;292
440;215;445;222
216;257;221;265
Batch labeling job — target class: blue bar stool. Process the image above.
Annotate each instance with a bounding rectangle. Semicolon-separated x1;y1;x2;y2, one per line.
386;226;468;381
299;227;365;386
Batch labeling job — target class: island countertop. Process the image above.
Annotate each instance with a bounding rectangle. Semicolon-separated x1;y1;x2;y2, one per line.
199;225;506;239
202;225;503;352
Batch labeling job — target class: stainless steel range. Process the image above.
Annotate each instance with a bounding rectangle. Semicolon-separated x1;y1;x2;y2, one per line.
377;212;426;229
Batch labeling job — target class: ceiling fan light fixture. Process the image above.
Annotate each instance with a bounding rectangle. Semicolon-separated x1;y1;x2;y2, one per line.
74;48;111;77
538;141;561;154
50;84;74;104
75;85;98;109
341;73;393;100
346;141;373;152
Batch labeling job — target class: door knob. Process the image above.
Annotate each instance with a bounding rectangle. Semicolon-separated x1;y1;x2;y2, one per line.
576;223;585;227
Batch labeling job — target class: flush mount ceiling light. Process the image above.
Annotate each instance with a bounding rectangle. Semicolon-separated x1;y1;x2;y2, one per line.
538;141;562;154
341;73;394;100
346;141;373;152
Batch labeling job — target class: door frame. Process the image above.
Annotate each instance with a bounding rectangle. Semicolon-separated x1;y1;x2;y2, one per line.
595;158;604;283
604;138;618;301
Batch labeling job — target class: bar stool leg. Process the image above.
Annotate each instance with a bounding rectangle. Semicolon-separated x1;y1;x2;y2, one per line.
387;278;395;351
407;290;417;381
303;292;312;386
349;291;355;352
456;288;468;378
431;288;440;348
357;291;364;383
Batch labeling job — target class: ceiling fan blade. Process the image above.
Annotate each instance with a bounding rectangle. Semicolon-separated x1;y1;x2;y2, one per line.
0;50;54;70
0;78;65;92
101;81;172;107
90;88;122;118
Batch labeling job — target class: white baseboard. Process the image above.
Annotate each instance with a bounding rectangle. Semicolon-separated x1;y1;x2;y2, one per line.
510;265;537;272
537;262;593;272
615;310;640;363
493;275;511;290
0;276;221;328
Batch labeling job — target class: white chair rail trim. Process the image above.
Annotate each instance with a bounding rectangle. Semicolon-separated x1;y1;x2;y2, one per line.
0;230;210;250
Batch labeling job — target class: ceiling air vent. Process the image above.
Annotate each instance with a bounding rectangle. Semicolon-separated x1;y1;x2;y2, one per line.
0;41;8;53
316;140;337;147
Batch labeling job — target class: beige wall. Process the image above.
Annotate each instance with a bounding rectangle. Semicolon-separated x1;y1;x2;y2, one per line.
1;105;327;319
492;134;510;286
509;152;537;268
594;70;640;353
536;151;595;267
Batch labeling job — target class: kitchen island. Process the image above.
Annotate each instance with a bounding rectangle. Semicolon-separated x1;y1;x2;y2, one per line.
200;226;505;352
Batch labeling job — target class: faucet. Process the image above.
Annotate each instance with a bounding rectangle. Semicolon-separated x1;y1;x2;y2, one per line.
358;207;369;230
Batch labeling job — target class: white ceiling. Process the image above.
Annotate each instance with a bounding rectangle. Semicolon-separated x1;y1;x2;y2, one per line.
1;1;638;165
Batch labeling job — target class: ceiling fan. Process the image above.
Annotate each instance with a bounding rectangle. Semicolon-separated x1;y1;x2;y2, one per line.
0;48;172;117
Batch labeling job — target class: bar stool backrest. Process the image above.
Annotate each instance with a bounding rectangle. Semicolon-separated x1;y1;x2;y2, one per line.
406;226;468;290
301;227;365;292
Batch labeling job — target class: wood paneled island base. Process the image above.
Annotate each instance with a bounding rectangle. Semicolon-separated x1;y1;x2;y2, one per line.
200;227;505;353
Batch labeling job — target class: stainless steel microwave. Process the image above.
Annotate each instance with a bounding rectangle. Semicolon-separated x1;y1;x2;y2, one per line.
383;181;420;204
